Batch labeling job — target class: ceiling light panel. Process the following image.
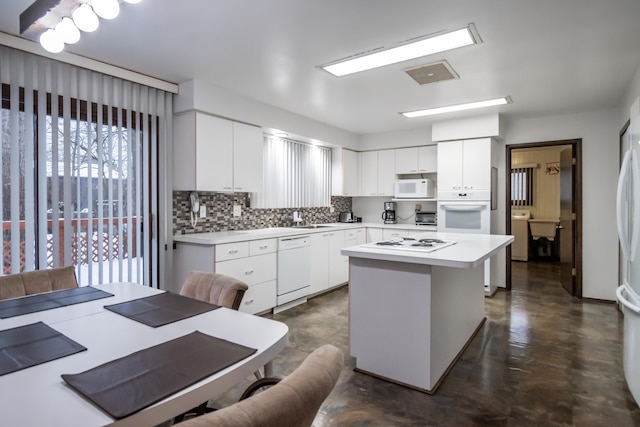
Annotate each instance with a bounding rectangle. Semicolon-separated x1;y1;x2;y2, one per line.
401;97;511;118
320;25;479;77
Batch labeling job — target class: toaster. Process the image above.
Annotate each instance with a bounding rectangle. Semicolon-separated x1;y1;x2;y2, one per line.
339;212;356;223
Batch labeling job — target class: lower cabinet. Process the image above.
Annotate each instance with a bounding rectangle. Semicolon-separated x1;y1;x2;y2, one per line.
382;228;418;240
309;229;359;295
214;239;277;315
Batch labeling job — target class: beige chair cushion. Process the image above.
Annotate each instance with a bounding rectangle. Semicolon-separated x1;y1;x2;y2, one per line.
178;344;344;427
0;266;78;301
180;272;248;310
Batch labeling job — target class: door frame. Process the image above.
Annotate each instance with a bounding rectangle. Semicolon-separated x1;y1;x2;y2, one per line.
504;139;583;297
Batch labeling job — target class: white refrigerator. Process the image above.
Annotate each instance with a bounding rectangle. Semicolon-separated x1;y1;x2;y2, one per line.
616;97;640;406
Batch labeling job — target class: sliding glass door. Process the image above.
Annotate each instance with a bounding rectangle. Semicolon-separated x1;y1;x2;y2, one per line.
0;46;169;287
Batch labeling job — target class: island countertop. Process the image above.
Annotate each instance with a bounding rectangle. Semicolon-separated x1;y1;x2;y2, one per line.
341;231;514;269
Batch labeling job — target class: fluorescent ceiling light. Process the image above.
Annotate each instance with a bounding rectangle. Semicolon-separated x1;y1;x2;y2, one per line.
401;97;511;118
321;25;478;77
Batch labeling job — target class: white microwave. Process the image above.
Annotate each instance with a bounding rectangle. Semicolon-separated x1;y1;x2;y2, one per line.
394;179;435;199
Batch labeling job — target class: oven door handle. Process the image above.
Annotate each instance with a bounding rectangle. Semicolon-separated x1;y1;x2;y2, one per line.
439;204;486;211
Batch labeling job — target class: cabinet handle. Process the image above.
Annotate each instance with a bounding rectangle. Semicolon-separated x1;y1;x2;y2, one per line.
223;186;232;190
259;245;268;249
244;299;254;305
235;187;243;190
244;269;254;275
228;249;238;254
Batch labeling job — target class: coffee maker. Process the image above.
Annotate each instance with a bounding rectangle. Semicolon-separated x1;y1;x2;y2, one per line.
382;202;396;224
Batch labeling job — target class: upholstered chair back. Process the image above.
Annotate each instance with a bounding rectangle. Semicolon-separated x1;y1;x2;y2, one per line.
0;266;78;301
179;271;248;310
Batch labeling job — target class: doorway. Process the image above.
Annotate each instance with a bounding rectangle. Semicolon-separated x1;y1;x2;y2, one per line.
505;139;583;297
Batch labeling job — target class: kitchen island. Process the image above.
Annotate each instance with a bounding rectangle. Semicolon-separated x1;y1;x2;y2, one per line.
341;232;513;394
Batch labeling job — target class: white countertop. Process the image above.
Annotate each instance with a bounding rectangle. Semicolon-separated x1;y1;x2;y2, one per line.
173;223;437;245
341;231;514;269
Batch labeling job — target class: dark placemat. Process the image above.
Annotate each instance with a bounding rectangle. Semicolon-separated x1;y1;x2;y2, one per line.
103;292;220;327
0;321;87;376
61;331;257;419
0;287;114;319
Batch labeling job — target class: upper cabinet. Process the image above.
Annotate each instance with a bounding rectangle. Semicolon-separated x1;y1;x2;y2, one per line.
174;111;263;192
359;150;395;196
395;145;437;174
332;148;358;197
437;138;492;191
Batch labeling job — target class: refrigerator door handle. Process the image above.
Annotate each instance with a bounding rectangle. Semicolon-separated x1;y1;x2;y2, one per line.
617;283;640;314
617;148;639;262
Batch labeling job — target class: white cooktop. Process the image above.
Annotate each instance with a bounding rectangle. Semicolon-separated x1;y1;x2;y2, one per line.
361;237;457;253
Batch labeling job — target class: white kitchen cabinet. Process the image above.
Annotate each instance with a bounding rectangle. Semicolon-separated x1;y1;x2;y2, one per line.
215;239;277;315
329;230;348;288
309;232;330;295
332;148;358;196
437;138;491;192
358;150;396;196
367;228;383;243
173;111;262;192
395;145;437;174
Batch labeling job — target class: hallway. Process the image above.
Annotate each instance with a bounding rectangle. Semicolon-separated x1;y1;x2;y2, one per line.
214;261;640;426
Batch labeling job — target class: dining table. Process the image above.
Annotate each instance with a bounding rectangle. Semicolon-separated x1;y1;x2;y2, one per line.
0;282;289;427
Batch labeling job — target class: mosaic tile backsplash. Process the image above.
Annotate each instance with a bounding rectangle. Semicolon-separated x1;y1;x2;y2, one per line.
173;191;353;234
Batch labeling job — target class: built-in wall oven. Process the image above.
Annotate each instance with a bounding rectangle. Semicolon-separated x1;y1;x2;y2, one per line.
437;190;491;234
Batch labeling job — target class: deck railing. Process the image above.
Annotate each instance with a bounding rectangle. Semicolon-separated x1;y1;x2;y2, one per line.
2;217;140;274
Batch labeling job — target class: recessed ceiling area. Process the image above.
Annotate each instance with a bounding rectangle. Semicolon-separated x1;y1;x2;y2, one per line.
1;0;639;135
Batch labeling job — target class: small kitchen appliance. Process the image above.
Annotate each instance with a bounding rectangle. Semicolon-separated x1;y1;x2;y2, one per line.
415;211;437;226
394;179;435;199
382;202;396;224
339;212;357;223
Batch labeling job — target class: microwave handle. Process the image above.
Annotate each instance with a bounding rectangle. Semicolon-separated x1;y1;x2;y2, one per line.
440;204;486;211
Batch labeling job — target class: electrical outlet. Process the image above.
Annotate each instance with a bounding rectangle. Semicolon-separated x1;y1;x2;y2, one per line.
199;205;206;218
330;206;335;213
415;204;422;212
233;205;242;217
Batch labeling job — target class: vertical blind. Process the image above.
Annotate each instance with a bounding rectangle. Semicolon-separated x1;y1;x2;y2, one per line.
0;44;172;286
253;135;331;208
511;165;535;206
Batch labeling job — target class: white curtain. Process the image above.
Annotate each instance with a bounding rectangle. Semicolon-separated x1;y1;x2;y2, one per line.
0;44;172;287
254;135;331;208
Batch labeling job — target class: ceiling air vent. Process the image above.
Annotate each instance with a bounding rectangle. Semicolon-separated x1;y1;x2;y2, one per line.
404;60;459;85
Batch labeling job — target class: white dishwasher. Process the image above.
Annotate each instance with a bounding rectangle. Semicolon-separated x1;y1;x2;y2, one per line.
276;235;311;309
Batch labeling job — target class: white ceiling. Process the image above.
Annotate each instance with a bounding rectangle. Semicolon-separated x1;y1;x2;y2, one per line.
2;0;640;136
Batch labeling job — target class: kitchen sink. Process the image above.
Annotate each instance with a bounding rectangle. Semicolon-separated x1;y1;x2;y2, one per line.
292;225;334;229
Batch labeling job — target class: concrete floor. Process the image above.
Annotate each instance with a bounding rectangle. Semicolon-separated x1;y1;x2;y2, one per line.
208;261;640;426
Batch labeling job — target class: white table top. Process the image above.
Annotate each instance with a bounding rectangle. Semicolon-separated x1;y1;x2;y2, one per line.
341;231;514;268
0;283;289;427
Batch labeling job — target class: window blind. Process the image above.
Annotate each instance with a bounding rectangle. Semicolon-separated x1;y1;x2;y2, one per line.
253;135;331;208
0;44;172;287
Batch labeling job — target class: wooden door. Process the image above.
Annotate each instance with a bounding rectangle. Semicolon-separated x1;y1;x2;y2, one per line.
559;147;574;295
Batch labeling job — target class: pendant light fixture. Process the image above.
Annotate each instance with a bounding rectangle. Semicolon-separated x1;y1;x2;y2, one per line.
20;0;143;54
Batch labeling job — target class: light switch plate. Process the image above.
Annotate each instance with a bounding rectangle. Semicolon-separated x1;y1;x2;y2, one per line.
199;205;206;218
233;205;241;217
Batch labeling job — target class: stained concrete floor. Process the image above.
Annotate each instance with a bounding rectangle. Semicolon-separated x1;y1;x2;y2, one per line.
210;261;640;426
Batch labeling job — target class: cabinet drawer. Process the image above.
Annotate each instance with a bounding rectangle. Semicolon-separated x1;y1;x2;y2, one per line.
382;229;415;240
215;253;276;286
215;242;249;261
238;280;276;315
344;229;358;240
249;238;277;256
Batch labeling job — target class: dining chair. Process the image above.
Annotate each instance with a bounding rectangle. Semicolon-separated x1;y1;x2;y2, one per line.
179;271;248;310
175;344;344;427
0;266;78;301
174;271;250;423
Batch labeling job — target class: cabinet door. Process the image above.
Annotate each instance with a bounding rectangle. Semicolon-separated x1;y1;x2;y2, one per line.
377;150;396;196
462;139;491;190
359;151;378;196
395;147;418;174
309;233;329;295
437;140;464;191
328;230;348;287
197;113;233;191
417;145;437;173
366;228;383;243
233;122;263;192
342;149;359;196
355;228;366;245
